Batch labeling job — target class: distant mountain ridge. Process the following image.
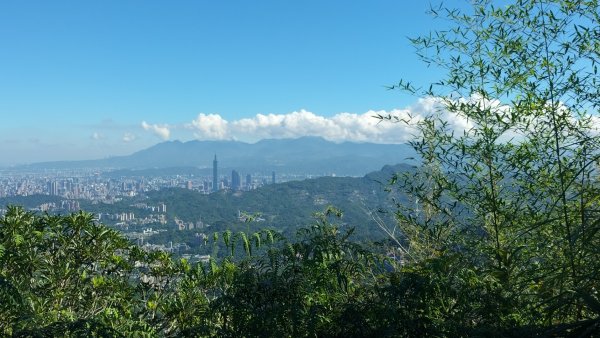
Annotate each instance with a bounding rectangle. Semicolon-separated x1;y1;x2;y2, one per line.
21;137;415;176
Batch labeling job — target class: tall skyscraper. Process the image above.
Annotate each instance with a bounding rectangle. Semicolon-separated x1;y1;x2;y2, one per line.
231;170;241;191
272;171;276;184
246;174;252;190
213;154;218;192
48;181;58;196
159;202;167;213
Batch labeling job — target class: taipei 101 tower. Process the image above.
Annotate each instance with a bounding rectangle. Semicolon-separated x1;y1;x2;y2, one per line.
213;154;218;192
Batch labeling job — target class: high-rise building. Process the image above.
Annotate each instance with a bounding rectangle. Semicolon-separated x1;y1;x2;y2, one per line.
48;181;58;196
272;171;276;184
246;174;252;190
231;170;241;191
213;154;219;192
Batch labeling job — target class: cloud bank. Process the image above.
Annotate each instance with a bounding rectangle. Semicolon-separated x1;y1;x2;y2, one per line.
139;98;475;144
183;98;472;143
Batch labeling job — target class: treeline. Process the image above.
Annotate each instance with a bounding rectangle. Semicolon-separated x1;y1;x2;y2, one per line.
0;205;598;337
0;206;441;336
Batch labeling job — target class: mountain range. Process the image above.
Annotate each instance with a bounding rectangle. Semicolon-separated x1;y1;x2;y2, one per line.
21;137;415;176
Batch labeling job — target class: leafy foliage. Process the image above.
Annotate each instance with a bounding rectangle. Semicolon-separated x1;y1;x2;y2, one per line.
0;206;398;337
4;1;600;336
378;0;600;335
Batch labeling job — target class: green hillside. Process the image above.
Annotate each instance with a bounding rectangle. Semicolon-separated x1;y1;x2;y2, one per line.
0;164;412;243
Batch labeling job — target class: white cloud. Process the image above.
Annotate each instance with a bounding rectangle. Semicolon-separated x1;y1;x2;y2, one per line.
182;97;472;144
91;132;104;140
186;113;229;140
141;121;170;140
122;132;136;142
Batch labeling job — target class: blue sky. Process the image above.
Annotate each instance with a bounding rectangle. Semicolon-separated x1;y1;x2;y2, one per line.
0;1;451;165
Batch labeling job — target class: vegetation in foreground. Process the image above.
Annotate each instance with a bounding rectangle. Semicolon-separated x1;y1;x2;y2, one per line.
4;0;600;336
0;206;446;337
0;203;599;337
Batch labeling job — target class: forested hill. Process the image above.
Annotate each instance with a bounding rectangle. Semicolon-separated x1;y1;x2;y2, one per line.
0;163;415;240
137;163;414;238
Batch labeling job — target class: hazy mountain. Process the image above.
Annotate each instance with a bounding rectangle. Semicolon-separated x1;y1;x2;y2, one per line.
21;137;415;176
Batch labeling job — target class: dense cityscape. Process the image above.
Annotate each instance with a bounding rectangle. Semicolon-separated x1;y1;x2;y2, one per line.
0;155;323;262
0;155;326;244
1;156;315;195
1;154;319;200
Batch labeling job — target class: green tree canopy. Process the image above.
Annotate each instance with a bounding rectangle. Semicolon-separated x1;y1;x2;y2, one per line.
380;0;600;333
